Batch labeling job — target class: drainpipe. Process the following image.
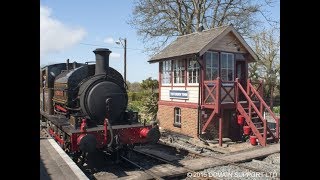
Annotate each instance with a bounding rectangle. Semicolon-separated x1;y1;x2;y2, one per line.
195;54;208;144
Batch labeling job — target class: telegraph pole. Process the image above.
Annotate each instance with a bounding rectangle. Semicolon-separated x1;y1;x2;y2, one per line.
116;38;127;83
124;38;127;83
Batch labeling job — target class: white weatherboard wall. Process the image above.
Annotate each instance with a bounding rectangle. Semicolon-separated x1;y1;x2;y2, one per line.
160;87;171;101
160;86;199;103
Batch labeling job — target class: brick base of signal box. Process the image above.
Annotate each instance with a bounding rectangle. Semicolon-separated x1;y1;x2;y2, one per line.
157;104;198;138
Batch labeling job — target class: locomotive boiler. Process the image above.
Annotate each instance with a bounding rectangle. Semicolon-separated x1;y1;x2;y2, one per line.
40;48;160;159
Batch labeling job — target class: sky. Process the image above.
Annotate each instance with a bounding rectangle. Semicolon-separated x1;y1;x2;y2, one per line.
40;0;279;83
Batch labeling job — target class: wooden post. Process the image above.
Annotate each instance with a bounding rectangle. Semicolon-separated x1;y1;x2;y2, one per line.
235;78;239;104
158;63;161;101
276;118;280;141
219;111;223;147
42;87;45;111
259;80;264;97
259;80;264;114
247;79;251;95
248;101;251;122
263;119;267;146
201;57;205;105
216;77;221;113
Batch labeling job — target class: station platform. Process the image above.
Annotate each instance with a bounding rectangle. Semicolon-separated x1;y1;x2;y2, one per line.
40;138;89;180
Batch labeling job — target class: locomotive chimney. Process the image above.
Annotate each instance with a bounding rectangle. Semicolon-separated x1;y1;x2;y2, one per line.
93;48;111;75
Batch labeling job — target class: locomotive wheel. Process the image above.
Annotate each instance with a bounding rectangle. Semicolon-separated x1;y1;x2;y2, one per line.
79;152;87;167
72;151;82;163
64;142;71;153
46;126;51;137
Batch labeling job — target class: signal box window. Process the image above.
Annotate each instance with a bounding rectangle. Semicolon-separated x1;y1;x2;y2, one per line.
173;107;181;128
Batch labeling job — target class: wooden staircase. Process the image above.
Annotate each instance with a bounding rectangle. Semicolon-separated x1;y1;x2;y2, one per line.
201;78;280;146
236;79;279;146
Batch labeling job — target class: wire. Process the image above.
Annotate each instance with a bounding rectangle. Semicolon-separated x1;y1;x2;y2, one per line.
79;43;144;51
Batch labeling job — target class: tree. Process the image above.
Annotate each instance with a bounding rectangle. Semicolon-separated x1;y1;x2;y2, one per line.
249;28;279;108
129;0;276;53
128;81;142;92
139;77;159;122
126;78;159;122
141;77;159;93
140;92;159;122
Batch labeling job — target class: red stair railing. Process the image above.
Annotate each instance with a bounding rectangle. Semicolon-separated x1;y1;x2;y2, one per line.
247;80;280;141
236;78;268;146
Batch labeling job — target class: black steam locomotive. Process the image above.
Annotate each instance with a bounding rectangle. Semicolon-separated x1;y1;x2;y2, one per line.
40;48;160;158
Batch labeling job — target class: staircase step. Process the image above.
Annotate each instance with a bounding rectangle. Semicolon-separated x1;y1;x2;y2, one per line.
251;117;260;120
244;110;259;115
253;122;263;125
260;131;272;136
242;107;260;114
239;101;248;103
267;137;275;142
252;120;261;124
256;128;275;135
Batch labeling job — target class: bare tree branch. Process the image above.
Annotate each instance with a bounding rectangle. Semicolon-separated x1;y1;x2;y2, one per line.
128;0;278;55
249;28;279;107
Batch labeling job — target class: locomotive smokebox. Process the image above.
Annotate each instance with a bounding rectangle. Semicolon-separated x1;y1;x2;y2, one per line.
93;48;111;75
79;48;127;124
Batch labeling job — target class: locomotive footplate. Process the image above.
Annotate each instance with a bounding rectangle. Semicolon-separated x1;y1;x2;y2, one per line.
63;123;148;134
40;110;71;136
41;111;69;127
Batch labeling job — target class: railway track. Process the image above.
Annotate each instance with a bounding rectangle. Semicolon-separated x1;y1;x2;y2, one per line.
157;138;280;179
41;126;279;179
129;145;279;180
129;148;219;180
120;155;165;180
130;142;280;179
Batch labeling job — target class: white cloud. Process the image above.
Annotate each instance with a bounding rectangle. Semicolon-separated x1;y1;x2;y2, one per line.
110;53;121;58
40;5;86;59
103;37;115;44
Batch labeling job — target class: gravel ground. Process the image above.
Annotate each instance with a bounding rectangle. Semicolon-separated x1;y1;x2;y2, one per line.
175;139;222;156
196;164;277;180
40;128;50;138
93;163;140;180
194;153;280;180
242;160;280;177
223;142;258;153
135;143;201;160
160;134;223;156
263;153;280;165
160;130;264;156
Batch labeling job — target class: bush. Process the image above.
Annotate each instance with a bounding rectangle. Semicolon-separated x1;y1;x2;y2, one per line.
128;101;143;112
139;92;159;123
272;106;280;114
128;91;145;102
